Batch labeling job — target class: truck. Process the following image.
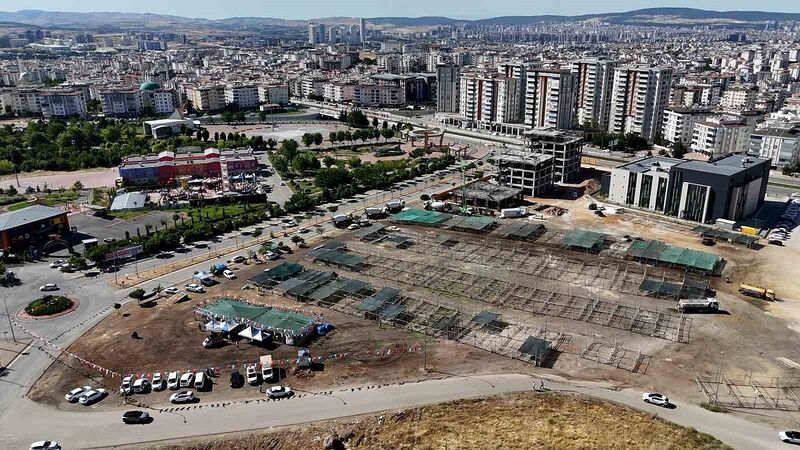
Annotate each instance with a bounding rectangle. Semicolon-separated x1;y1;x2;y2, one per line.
385;200;406;213
260;355;275;382
738;283;776;301
677;298;720;312
500;207;528;219
331;214;352;228
364;207;387;219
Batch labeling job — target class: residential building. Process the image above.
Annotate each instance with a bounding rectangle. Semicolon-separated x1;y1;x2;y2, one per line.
720;85;758;109
523;68;576;130
608;154;770;223
352;84;404;106
0;88;43;115
224;84;259;109
258;84;289;105
322;83;355;103
40;90;86;118
436;63;459;113
690;115;753;158
571;58;616;129
186;85;225;112
749;127;800;168
662;107;712;147
99;88;143;117
608;65;673;142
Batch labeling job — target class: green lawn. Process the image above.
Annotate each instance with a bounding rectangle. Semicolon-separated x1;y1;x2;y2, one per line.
7;201;29;211
41;191;79;206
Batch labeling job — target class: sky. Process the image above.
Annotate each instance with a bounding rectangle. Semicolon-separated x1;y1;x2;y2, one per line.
0;0;797;20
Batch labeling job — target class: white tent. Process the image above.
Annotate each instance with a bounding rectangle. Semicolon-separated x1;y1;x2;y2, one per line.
238;326;268;342
204;320;236;333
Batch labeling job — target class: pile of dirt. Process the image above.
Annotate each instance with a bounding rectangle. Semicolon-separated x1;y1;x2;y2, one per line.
152;392;731;450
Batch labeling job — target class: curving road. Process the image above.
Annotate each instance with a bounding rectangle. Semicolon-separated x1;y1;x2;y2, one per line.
0;373;782;449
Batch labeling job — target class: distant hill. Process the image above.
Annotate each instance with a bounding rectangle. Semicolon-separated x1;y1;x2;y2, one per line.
0;7;797;31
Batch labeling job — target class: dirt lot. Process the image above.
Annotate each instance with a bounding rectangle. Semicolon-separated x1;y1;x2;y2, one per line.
152;392;731;450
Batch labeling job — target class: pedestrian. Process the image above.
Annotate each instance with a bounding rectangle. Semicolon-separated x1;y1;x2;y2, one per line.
539;381;545;391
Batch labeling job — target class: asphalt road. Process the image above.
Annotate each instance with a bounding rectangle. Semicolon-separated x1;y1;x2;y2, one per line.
0;373;783;449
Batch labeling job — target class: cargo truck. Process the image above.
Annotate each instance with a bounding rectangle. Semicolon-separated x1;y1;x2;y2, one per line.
739;283;776;301
677;298;719;312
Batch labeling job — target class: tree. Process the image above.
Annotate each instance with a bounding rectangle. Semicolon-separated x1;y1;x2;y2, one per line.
7;185;17;195
214;132;220;141
347;109;369;128
72;180;83;191
227;132;234;141
202;129;209;142
380;128;394;141
672;141;688;159
234;111;246;123
411;147;426;158
221;111;235;124
382;120;389;129
323;155;336;168
372;117;379;128
128;288;146;302
0;159;14;175
291;235;304;246
302;133;314;148
266;138;277;150
172;213;180;228
329;132;338;144
313;133;323;147
259;110;267;122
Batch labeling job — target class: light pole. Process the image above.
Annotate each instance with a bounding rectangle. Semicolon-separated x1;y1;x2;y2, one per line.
4;298;17;342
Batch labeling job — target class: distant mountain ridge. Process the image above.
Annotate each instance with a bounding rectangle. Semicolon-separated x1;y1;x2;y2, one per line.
0;7;797;30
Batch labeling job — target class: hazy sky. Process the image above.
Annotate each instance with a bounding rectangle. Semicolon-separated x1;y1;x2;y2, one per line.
0;0;797;20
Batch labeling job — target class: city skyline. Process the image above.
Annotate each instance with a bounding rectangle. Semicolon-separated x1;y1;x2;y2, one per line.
0;1;798;21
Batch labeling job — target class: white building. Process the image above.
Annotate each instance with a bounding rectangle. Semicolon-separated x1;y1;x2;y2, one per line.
608;65;673;142
690;115;753;158
571;58;616;129
322;83;355;103
352;84;403;106
0;88;43;115
258;85;289;105
523;68;576;130
99;88;143;117
186;85;225;112
720;85;758;110
40;90;86;118
662;107;712;147
750;127;800;168
225;85;259;109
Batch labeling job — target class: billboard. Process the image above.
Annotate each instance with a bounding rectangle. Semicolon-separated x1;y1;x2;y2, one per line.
104;245;144;262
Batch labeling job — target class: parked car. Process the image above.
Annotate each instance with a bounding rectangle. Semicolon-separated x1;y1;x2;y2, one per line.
119;376;133;395
194;372;207;390
29;441;61;450
65;386;92;402
167;371;180;390
152;372;164;391
163;287;180;296
232;255;246;263
179;372;194;388
49;260;65;269
386;226;400;232
641;392;670;407
246;365;261;385
39;283;59;292
222;269;237;279
230;370;244;389
267;386;293;399
203;335;225;348
779;431;800;444
186;284;204;293
265;252;279;261
132;378;150;394
122;410;151;424
78;388;106;405
347;224;360;230
169;390;196;404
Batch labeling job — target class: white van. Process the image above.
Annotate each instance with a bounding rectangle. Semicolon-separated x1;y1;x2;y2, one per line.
179;372;194;388
194;372;206;390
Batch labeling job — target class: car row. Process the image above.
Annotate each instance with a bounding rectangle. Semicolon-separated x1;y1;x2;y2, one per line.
64;386;107;406
768;199;800;245
122;371;210;397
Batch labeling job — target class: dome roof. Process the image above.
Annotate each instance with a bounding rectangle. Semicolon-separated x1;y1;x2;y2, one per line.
139;81;160;91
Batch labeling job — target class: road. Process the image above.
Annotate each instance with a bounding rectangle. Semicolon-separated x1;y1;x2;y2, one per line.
0;373;783;449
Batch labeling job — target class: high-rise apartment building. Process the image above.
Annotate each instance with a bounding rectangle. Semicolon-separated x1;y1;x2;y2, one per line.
523;68;576;130
608;65;673;142
436;63;459;113
571;58;616;129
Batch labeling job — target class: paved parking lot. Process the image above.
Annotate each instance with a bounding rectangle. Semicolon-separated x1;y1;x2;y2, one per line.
69;210;178;242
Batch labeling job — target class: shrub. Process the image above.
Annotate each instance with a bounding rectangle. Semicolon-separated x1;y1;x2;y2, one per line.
25;296;73;316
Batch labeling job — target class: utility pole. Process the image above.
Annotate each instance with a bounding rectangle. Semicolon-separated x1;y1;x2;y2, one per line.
9;148;20;187
4;298;16;342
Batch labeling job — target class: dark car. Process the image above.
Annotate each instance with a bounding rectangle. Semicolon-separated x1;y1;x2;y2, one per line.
122;410;151;424
229;370;244;389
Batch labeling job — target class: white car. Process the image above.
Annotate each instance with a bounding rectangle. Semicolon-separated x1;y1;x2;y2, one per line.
246;365;260;385
179;372;194;388
167;371;180;390
169;390;196;404
298;227;309;234
779;431;800;444
163;287;180;296
152;372;164;391
347;224;360;230
78;388;106;405
65;385;92;402
641;392;670;407
39;283;59;292
267;385;293;399
132;378;150;394
186;284;204;293
265;252;279;261
119;376;133;395
386;226;401;232
29;441;60;450
222;269;237;279
49;260;65;269
231;255;246;263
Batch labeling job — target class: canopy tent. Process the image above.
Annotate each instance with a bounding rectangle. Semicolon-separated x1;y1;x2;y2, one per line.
204;320;237;333
238;325;270;342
